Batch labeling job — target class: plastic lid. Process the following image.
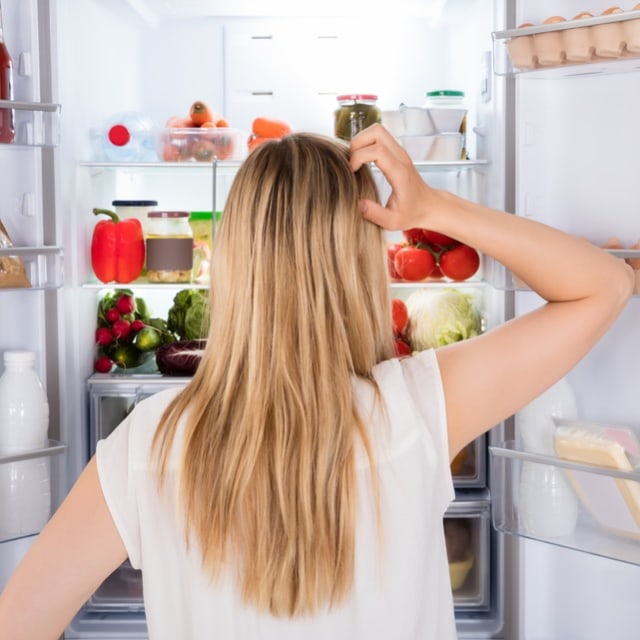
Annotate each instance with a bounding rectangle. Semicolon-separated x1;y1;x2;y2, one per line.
426;90;465;98
112;200;159;207
336;94;378;101
108;124;131;147
147;211;190;218
189;211;213;221
4;350;35;365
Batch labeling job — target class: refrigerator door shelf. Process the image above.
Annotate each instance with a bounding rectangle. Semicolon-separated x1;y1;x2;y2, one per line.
451;434;487;489
0;439;67;545
0;100;61;148
490;440;640;567
0;246;64;290
492;10;640;77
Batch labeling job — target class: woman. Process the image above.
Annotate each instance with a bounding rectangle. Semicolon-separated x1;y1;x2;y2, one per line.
0;126;633;639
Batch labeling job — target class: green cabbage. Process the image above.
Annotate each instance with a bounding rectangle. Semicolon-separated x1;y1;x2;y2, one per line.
167;289;210;340
406;288;481;351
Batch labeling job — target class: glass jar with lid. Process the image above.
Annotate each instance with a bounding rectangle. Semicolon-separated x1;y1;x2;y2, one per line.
334;94;382;142
145;211;193;283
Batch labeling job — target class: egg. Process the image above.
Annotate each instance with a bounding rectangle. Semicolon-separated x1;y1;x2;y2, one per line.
601;6;623;15
544;15;566;24
573;11;593;19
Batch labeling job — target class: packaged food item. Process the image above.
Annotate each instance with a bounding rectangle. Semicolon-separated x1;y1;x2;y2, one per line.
112;199;158;236
622;3;640;53
423;90;468;159
564;12;596;62
535;16;567;66
506;23;538;70
189;211;213;284
0;219;31;288
334;94;381;142
145;211;193;283
592;6;625;57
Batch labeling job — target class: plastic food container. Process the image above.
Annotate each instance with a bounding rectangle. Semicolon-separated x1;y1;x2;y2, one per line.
145;211;193;283
112;200;158;236
400;105;436;136
423;90;467;133
156;128;247;162
381;109;405;138
333;94;382;142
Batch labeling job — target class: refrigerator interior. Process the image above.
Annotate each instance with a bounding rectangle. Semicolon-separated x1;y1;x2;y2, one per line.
2;0;512;637
492;0;640;638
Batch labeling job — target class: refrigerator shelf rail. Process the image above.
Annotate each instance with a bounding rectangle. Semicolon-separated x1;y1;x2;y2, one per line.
0;245;63;290
0;100;61;147
0;440;67;545
492;10;640;77
490;441;640;568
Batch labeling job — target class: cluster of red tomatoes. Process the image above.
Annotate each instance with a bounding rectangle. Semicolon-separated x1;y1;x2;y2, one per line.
388;228;481;282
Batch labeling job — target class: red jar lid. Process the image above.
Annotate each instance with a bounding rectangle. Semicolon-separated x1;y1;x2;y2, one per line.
336;94;378;101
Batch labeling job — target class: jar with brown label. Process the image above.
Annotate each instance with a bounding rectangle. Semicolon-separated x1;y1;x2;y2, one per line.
334;94;382;142
145;211;193;283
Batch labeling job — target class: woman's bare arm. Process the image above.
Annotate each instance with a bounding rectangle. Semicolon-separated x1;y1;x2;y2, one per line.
351;124;634;457
0;457;128;640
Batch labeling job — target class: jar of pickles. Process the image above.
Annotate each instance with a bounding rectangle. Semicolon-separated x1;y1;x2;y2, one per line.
145;211;193;283
334;94;382;142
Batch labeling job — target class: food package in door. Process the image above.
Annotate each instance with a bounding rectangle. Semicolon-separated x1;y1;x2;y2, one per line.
555;423;640;541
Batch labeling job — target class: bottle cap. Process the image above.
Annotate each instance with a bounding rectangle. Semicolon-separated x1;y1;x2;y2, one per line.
189;211;213;221
108;124;131;147
147;211;190;219
336;94;378;102
4;350;35;365
426;90;465;98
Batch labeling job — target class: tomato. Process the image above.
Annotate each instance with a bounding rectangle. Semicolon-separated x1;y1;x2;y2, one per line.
394;337;413;357
403;228;427;246
429;264;445;280
391;298;409;336
387;242;405;279
394;246;435;281
423;229;457;246
439;244;480;281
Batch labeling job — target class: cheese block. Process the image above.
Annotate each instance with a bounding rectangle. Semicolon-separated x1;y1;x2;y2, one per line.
554;425;640;540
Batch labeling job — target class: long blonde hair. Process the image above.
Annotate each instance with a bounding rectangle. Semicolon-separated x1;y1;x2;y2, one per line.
152;132;395;616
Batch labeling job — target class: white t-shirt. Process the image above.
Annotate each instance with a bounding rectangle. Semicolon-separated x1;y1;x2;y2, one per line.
96;348;456;639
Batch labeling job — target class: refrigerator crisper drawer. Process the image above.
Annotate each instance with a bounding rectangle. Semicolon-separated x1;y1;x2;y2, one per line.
445;500;491;611
87;374;190;453
86;374;189;616
451;434;486;489
490;440;640;567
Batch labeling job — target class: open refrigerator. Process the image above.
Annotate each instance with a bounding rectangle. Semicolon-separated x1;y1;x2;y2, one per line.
1;0;640;638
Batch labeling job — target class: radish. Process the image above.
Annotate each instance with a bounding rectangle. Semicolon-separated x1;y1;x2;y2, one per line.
116;294;136;315
94;356;113;373
111;319;132;340
95;327;113;346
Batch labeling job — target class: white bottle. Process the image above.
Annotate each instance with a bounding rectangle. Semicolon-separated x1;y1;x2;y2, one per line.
100;111;159;162
517;378;579;538
0;350;51;539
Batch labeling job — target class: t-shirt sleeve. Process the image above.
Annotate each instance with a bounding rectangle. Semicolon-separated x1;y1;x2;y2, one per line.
400;348;455;510
96;414;142;569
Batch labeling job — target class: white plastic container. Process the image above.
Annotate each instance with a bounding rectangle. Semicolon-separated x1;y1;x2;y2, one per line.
0;350;51;539
423;90;467;133
112;199;158;236
517;378;579;538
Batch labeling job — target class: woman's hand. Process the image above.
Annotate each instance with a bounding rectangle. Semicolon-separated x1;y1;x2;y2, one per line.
350;123;438;232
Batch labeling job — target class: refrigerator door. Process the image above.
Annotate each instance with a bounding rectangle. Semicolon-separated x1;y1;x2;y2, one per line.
496;1;640;637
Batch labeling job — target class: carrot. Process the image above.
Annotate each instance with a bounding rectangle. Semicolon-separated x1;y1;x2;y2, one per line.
162;144;181;162
189;101;214;126
248;135;270;152
252;117;292;139
199;121;216;129
215;118;229;128
165;115;194;129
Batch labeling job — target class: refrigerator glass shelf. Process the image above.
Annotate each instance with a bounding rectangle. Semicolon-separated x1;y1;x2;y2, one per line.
0;439;67;465
492;10;640;77
490;440;640;567
82;280;208;290
0;100;61;147
0;246;64;290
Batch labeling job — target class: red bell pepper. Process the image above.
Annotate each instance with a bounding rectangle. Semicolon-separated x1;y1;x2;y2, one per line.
91;208;145;284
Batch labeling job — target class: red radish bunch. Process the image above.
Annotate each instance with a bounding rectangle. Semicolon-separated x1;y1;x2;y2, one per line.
387;228;481;283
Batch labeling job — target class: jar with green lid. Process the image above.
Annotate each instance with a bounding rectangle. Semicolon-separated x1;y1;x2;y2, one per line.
145;211;193;283
334;94;382;142
189;211;213;284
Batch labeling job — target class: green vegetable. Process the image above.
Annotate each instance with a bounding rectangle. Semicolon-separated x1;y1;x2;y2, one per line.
133;326;163;352
167;289;210;341
406;288;481;351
